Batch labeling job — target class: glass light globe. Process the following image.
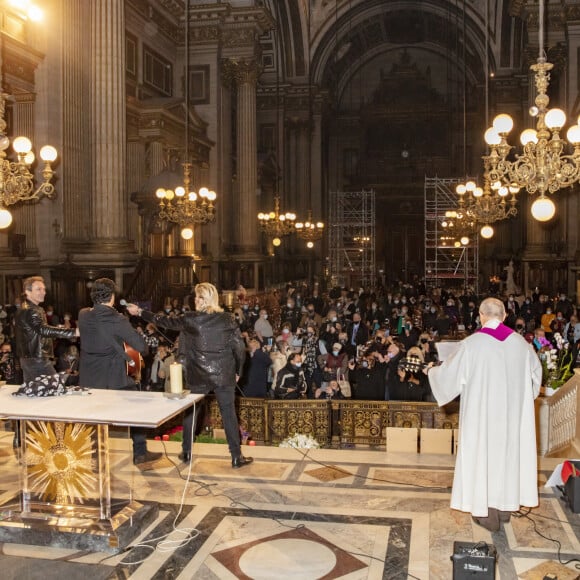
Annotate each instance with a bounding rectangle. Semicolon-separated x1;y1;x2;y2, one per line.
473;187;483;197
545;108;566;129
165;189;175;201
465;181;476;192
498;186;509;197
531;196;556;221
566;125;580;144
509;183;520;194
0;208;13;229
492;113;514;134
13;136;32;154
279;215;286;221
28;5;44;22
480;225;494;239
272;237;281;247
460;236;470;245
39;145;57;162
207;190;217;201
269;212;275;219
0;135;10;151
456;184;467;195
491;180;501;191
24;151;35;165
181;227;193;240
175;186;185;197
307;241;314;249
484;127;501;146
188;192;197;201
454;241;461;248
520;129;538;145
295;222;303;229
199;187;209;197
258;212;264;220
316;222;324;228
155;188;166;199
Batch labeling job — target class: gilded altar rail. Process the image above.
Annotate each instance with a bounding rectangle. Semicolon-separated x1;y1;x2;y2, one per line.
206;397;460;448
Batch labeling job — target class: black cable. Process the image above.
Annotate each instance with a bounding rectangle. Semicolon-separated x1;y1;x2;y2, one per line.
514;508;580;569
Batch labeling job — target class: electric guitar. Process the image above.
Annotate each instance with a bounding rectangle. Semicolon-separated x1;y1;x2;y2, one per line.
124;343;144;378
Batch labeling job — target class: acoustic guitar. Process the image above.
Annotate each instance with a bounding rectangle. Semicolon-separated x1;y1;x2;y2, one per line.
124;343;144;378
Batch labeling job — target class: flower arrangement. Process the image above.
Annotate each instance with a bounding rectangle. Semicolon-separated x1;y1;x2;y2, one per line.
279;433;320;449
538;333;574;392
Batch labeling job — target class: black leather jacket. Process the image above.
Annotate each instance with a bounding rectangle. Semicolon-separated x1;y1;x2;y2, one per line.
142;309;245;393
15;300;76;361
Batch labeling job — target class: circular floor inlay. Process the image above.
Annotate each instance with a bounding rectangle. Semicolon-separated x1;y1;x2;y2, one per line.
238;538;337;579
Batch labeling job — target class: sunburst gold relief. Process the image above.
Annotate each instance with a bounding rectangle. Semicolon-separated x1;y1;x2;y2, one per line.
24;421;97;504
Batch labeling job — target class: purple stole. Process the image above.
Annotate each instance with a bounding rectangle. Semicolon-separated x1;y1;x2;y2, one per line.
477;322;514;342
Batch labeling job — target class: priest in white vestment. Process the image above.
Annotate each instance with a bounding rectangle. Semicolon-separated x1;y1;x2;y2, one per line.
427;297;542;531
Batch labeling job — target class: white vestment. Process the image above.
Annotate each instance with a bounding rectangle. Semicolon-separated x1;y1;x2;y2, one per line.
429;322;542;517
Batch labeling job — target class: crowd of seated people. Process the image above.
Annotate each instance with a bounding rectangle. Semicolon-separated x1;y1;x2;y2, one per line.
1;280;578;404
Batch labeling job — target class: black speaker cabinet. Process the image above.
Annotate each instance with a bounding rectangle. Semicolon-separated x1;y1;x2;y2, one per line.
451;541;496;579
564;461;580;513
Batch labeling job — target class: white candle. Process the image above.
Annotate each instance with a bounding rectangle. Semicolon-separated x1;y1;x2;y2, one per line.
169;362;183;394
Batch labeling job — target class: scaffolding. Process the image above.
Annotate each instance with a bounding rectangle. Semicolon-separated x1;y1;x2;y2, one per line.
424;177;479;293
328;189;376;288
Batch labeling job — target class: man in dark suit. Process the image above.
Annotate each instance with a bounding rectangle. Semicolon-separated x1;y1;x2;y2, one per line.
346;312;369;357
78;278;161;465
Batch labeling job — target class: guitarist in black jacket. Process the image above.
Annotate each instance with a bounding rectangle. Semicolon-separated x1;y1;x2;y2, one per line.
78;278;161;465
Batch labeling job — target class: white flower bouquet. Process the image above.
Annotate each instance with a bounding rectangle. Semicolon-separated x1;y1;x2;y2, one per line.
279;433;321;449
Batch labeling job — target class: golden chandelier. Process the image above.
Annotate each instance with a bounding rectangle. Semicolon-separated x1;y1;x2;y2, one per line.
483;0;580;222
155;162;217;236
0;92;58;229
258;195;296;246
295;209;324;243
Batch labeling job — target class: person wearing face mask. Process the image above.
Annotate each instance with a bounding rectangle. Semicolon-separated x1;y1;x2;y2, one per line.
520;297;535;331
280;297;301;332
318;342;348;384
549;310;567;337
274;352;307;399
540;307;556;339
422;304;438;332
555;293;574;320
254;308;274;346
348;352;387;400
564;314;580;344
384;340;404;400
443;298;460;336
347;312;369;357
299;302;322;329
461;300;479;334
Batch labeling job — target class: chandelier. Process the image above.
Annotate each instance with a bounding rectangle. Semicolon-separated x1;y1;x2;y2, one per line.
155;161;216;237
154;1;216;239
295;209;324;246
0;92;58;229
455;170;519;240
258;195;296;246
440;207;475;248
483;0;580;223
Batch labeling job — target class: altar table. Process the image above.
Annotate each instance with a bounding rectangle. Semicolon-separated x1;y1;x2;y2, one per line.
0;386;203;552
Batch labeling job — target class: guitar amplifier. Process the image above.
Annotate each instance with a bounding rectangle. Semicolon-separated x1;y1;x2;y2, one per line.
451;542;496;579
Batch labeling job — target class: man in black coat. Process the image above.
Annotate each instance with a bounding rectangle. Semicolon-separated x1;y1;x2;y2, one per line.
129;283;252;469
78;278;160;465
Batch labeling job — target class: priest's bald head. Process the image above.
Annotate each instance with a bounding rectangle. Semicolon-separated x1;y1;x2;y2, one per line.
479;297;506;324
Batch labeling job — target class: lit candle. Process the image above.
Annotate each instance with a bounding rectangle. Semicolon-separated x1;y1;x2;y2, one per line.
169;362;183;394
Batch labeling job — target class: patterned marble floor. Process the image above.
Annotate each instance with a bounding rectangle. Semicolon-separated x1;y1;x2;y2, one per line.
0;430;579;580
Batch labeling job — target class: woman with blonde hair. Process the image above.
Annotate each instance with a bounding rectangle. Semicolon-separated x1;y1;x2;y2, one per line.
128;283;252;468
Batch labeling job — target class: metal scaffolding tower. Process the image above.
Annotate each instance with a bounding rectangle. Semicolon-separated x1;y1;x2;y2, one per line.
424;177;479;292
328;189;376;288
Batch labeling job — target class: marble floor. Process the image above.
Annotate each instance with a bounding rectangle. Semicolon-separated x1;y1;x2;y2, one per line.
0;430;579;580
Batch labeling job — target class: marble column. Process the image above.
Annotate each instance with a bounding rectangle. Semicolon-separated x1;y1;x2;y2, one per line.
90;0;131;252
231;59;259;257
62;0;90;243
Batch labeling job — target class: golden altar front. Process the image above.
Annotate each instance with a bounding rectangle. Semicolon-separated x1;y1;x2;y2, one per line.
0;386;202;552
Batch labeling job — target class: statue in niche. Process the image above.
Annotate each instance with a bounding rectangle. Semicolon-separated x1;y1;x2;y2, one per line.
504;260;517;295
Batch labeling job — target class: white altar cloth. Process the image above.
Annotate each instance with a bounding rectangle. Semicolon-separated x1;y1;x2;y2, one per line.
0;385;203;428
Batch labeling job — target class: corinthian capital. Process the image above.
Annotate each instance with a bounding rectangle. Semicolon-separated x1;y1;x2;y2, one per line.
222;58;260;88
